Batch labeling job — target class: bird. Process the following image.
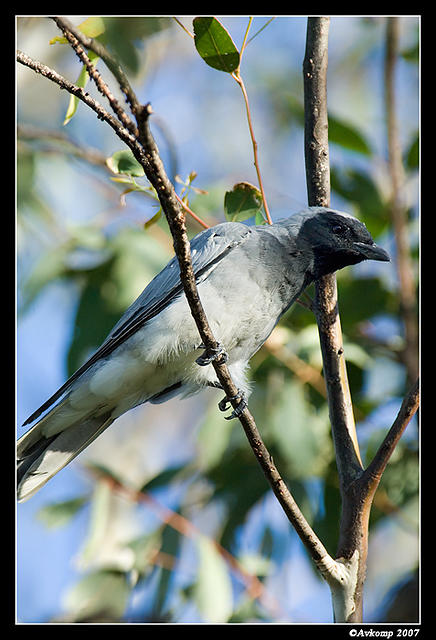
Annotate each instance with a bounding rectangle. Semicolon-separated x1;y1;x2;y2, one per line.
17;206;390;501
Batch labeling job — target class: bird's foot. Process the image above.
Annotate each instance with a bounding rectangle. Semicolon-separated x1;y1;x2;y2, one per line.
218;390;247;420
196;342;228;366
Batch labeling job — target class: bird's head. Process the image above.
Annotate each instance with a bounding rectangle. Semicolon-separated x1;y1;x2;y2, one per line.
291;207;390;279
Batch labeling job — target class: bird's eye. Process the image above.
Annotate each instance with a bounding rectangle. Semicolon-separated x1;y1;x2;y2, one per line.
332;224;345;235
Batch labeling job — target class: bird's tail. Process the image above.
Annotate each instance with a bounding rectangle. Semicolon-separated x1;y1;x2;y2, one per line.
17;412;114;502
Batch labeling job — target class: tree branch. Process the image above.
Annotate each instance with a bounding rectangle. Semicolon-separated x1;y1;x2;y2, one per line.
303;17;420;623
49;15;140;115
17;124;108;168
16;50;150;174
231;69;273;225
303;17;363;487
89;466;281;614
52;16;138;138
133;108;335;570
303;18;331;209
303;18;370;622
365;378;419;485
16;18;341;575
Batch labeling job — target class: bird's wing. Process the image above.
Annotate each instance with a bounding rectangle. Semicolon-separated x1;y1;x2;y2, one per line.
23;222;252;425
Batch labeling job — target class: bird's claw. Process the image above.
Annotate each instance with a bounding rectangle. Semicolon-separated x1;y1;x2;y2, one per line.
218;390;247;420
196;342;228;366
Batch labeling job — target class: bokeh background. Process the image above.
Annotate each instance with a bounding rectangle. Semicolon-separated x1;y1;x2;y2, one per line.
17;16;419;623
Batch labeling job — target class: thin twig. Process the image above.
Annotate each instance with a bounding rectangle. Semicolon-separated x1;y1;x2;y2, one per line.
232;17;272;225
16;50;150;173
365;378;419;484
232;70;273;225
172;17;194;39
246;17;276;45
174;15;272;225
17;124;108;167
49;15;140;115
52;16;138;138
239;16;254;58
93;468;280;612
175;193;210;229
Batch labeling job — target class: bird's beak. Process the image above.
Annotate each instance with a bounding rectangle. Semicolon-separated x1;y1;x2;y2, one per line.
352;241;390;262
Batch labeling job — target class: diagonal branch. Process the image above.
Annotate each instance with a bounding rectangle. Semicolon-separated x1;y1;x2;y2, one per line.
46;18;337;574
49;15;140;115
16;50;150;173
365;378;419;486
88;466;280;614
52;16;138;138
133;104;334;571
18;21;343;594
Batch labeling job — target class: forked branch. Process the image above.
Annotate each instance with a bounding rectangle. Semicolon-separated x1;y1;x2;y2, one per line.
303;16;419;623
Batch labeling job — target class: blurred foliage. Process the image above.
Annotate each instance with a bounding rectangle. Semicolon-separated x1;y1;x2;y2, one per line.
17;16;419;623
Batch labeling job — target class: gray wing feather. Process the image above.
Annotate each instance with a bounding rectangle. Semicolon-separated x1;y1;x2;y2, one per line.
23;222;252;425
107;222;250;340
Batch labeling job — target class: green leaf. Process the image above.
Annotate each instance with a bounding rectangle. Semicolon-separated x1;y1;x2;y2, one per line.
224;182;263;222
106;150;145;177
255;211;268;225
50;17;106;45
102;17;171;74
79;480;112;567
144;208;162;229
63;64;89;125
330;166;388;236
78;17;106;38
328;114;372;155
140;465;185;493
127;531;163;576
270;380;332;478
63;569;130;622
401;43;419;64
37;496;87;529
63;50;100;125
50;18;102;124
154;524;181;616
197;404;236;470
193;17;240;73
405;133;419;170
194;536;233;622
21;245;69;307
